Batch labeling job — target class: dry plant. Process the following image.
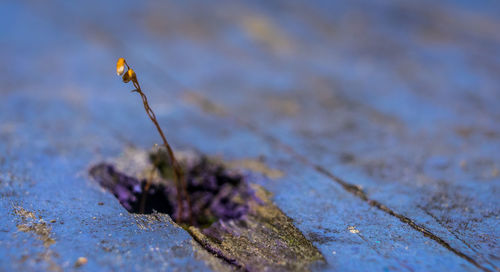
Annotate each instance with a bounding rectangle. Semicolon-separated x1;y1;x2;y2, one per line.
116;58;190;223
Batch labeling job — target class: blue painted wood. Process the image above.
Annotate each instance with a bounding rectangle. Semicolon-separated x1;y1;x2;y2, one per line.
0;0;498;271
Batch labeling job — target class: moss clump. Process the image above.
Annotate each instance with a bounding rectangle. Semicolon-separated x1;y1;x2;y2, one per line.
90;149;324;271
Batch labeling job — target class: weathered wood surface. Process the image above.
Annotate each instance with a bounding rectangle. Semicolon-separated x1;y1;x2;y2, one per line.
0;0;499;271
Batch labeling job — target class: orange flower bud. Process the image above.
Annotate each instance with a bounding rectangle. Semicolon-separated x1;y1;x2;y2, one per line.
116;58;126;76
122;69;136;83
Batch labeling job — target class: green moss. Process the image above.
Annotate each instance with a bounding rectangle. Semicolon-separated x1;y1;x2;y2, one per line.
190;185;325;271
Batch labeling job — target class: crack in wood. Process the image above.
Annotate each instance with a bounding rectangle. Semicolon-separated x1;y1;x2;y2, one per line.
419;206;498;271
185;93;493;272
188;227;244;271
267;137;492;272
90;150;324;271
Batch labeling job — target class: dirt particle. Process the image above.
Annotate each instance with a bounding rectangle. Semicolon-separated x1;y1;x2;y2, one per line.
13;206;61;271
348;226;360;234
74;257;88;267
13;206;55;247
98;202;104;206
13;206;36;220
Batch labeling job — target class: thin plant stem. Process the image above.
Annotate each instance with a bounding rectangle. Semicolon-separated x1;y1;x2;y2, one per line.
123;60;191;223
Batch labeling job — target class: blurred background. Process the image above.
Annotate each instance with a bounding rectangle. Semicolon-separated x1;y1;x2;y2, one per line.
0;0;499;271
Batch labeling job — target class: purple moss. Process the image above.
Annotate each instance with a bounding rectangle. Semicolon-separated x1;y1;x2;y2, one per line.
89;152;251;228
89;164;174;215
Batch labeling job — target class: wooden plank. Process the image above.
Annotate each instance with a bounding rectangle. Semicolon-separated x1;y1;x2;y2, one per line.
0;0;498;271
105;1;499;270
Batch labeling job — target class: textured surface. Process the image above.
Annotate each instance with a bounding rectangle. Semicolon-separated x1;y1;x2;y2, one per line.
0;0;499;271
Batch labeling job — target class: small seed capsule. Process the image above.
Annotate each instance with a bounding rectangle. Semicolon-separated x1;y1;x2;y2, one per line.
116;58;126;76
122;69;136;83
